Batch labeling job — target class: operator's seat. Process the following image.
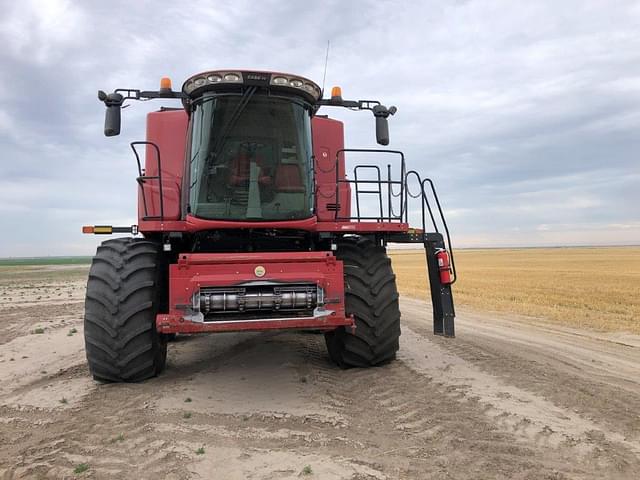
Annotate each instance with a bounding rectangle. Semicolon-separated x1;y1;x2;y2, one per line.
229;152;272;187
275;163;305;192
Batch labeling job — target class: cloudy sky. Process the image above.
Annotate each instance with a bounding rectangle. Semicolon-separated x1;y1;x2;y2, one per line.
1;0;639;256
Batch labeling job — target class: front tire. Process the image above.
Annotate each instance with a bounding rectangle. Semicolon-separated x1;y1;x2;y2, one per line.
84;238;167;382
325;237;401;367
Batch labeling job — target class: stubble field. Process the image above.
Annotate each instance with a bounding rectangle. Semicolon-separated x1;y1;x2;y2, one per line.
390;246;640;334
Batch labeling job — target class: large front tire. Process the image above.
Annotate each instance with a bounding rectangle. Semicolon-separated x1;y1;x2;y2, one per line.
325;237;401;367
84;238;167;382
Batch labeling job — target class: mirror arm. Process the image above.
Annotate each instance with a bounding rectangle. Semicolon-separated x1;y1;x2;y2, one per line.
98;88;188;137
315;98;397;146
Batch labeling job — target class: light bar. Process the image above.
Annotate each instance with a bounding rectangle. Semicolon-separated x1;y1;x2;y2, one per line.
269;75;321;100
183;71;244;95
182;70;322;101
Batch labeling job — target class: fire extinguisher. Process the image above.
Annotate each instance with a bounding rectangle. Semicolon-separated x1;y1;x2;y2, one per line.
436;249;452;284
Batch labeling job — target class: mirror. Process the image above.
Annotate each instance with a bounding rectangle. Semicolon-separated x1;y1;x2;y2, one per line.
104;105;121;137
376;116;389;146
99;91;124;137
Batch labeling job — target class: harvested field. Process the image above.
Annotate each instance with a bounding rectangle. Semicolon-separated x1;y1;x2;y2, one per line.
0;256;639;479
390;246;640;333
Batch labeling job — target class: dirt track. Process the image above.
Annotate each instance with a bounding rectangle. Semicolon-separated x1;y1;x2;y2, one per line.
1;266;639;479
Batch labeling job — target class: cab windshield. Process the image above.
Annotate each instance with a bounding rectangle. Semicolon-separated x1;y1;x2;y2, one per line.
188;93;314;221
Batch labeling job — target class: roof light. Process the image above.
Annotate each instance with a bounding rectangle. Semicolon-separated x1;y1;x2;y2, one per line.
272;76;288;85
82;226;94;234
331;86;342;101
289;78;303;87
194;77;206;86
207;74;222;82
224;73;240;82
159;76;172;91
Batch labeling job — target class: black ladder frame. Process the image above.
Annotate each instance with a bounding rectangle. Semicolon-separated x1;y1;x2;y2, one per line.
331;149;457;337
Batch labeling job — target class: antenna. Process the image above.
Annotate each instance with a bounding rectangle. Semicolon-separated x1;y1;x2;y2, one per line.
321;40;330;96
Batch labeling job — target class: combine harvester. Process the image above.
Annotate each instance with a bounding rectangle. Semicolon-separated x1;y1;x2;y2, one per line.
83;70;456;382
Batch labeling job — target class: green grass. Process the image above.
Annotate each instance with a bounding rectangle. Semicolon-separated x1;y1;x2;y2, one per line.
195;447;205;455
110;433;125;443
33;328;45;334
0;257;92;267
73;463;89;474
302;465;313;475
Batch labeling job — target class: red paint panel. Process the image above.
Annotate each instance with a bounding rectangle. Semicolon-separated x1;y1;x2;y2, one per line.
314;221;409;232
176;251;332;264
158;252;348;334
139;216;409;233
138;109;188;224
183;214;318;231
312;116;351;221
157;315;353;334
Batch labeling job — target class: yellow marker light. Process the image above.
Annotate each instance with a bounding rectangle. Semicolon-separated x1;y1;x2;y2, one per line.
94;226;113;234
160;76;172;90
331;86;342;99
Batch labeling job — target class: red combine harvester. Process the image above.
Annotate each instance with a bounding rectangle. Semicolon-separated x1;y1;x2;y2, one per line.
83;70;456;382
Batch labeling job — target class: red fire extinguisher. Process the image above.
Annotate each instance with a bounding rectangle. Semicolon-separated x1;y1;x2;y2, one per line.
436;249;452;284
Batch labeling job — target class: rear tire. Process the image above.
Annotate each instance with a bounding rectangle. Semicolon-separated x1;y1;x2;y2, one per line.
325;237;401;367
84;238;167;382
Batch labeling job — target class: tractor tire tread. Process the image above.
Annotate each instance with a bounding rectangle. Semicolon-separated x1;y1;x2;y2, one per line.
325;237;401;368
84;237;167;382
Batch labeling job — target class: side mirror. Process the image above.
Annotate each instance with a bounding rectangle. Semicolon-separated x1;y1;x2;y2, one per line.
372;104;396;146
98;91;124;137
375;116;389;146
104;105;122;137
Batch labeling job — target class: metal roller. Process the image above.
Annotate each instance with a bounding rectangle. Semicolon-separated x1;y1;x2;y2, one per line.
197;284;319;314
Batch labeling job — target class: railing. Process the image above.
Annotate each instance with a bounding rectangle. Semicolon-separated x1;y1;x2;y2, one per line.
334;149;406;222
131;141;165;221
405;170;457;284
332;149;456;284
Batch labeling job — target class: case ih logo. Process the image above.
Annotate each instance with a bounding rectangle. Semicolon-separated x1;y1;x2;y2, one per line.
246;73;269;82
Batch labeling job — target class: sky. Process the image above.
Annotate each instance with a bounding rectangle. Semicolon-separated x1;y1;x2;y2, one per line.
0;0;639;256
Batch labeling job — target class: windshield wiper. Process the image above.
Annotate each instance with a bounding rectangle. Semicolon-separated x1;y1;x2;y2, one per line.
209;86;257;162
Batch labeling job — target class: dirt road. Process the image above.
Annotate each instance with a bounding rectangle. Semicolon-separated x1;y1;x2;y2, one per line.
1;266;639;479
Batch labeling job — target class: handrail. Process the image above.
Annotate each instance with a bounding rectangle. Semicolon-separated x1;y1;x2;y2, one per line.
131;141;164;221
326;149;455;283
333;148;405;222
405;169;457;284
353;165;384;221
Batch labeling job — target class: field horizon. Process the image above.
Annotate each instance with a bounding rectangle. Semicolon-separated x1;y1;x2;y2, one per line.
2;243;639;264
1;246;638;334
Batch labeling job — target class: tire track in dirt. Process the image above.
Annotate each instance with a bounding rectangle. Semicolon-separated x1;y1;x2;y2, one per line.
401;297;640;442
401;325;640;455
288;334;638;479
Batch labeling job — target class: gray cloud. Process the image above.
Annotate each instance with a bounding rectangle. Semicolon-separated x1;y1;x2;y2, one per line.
1;0;639;256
